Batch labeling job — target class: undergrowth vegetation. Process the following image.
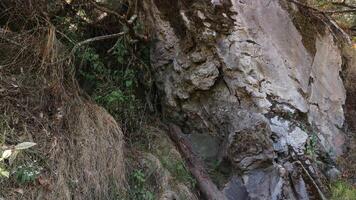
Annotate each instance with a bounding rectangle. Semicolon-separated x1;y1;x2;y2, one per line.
0;0;155;198
74;36;151;135
127;169;155;200
1;0;352;199
49;1;160;198
307;0;356;41
330;180;356;200
51;4;154;136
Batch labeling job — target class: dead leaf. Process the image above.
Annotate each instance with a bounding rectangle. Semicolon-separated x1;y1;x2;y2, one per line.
14;188;24;195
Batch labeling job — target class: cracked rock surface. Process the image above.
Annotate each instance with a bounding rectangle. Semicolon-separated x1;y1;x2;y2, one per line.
142;0;352;199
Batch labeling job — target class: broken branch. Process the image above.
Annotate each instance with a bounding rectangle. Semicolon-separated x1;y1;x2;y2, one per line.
88;0;148;42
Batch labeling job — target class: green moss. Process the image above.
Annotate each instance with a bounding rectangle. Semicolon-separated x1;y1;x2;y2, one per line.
160;155;196;187
146;127;196;188
330;181;356;200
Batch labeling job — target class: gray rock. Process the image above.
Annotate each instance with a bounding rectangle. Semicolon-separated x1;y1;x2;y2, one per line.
190;51;207;63
326;167;341;180
287;127;309;154
227;114;275;171
188;133;220;165
143;0;350;198
223;176;250;200
189;61;220;90
242;167;284;200
270;116;308;154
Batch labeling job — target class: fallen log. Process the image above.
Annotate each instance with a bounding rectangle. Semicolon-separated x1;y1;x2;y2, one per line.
168;123;227;200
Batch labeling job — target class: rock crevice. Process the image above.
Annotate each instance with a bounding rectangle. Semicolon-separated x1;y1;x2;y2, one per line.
142;0;351;199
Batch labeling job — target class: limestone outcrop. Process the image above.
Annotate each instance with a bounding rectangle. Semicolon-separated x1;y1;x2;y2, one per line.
142;0;352;199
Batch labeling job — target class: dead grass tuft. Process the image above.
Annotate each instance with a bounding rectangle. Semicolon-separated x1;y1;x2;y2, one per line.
47;102;125;200
0;1;126;199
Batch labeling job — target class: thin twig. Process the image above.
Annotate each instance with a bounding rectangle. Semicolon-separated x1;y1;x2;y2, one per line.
48;32;126;64
287;0;352;44
324;9;356;13
70;32;125;56
332;1;356;9
288;0;356;14
0;35;21;46
88;0;148;42
295;161;328;200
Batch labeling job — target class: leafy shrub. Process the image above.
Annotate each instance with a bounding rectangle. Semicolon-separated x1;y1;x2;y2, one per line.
128;170;155;200
13;163;42;184
306;133;318;158
0;142;37;179
75;36;149;134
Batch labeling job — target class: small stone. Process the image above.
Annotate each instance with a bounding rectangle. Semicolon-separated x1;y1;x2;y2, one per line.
308;166;315;174
227;114;275;171
287;127;308;153
190;51;206;63
283;162;294;173
305;160;311;165
278;165;287;177
197;10;206;20
211;0;222;6
203;22;212;28
326;167;341;180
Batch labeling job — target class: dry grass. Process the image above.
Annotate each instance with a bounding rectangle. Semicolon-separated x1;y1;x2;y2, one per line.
46;102;125;200
0;1;126;199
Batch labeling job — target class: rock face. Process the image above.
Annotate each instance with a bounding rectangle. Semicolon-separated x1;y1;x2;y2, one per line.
226;112;275;171
142;0;351;199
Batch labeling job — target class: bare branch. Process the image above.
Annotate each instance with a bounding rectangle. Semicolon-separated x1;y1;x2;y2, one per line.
88;0;148;42
48;32;126;64
288;0;356;14
324;8;356;13
287;0;325;13
70;32;126;55
331;1;356;9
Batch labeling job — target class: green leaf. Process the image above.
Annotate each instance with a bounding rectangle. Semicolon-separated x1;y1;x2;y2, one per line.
125;80;133;88
15;142;36;150
1;149;12;160
0;167;9;178
9;150;19;165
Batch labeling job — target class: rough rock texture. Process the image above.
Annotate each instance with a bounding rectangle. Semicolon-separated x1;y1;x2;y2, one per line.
342;47;356;184
142;0;351;199
226;112;275;171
